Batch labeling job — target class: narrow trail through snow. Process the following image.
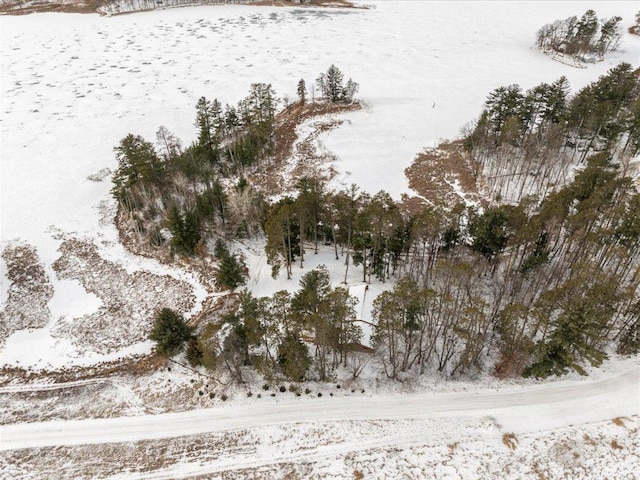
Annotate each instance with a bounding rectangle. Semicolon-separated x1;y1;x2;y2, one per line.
2;367;637;452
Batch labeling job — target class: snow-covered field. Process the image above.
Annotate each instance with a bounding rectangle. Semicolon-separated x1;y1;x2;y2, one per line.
1;1;639;477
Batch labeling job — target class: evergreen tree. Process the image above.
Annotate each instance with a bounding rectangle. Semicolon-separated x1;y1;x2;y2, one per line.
291;267;331;326
524;268;620;378
597;16;622;56
167;206;201;256
149;308;192;357
214;240;247;290
484;85;524;137
297;78;307;103
278;333;311;381
572;9;599;54
469;207;511;260
112;134;164;202
195;96;221;164
315;65;358;103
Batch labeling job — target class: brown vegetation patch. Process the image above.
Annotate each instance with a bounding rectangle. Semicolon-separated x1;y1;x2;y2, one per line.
492;351;529;379
249;100;362;197
1;430;251;478
0;0;357;16
114;205;219;297
611;417;628;428
1;380;126;425
0;356;227;424
610;439;623;450
502;432;518;450
0;0;98;15
0;244;53;348
0;353;163;387
403;140;484;211
51;238;196;354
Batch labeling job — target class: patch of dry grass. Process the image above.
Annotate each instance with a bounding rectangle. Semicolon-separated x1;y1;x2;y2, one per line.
610;440;624;450
502;432;518;450
0;0;98;15
611;417;627;428
249;100;362;197
0;244;54;347
51;238;195;354
403;140;485;211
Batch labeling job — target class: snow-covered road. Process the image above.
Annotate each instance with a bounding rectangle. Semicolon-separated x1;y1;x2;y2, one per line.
2;367;637;452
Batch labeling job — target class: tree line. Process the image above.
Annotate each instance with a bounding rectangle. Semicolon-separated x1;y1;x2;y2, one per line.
143;64;638;384
536;9;623;59
464;63;639;204
112;65;359;263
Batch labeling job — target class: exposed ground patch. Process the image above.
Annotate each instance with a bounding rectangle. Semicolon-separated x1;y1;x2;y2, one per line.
249;100;362;197
0;244;53;348
51;238;196;354
403;140;485;211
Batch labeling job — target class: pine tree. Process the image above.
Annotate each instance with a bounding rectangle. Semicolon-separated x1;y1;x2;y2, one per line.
215;240;247;290
315;65;358;103
297;78;307;103
112;134;164;202
524;268;619;378
195;96;221;164
468;207;512;261
597;16;622;56
573;10;599;54
149;308;192;357
291;267;331;326
167;206;201;256
278;333;311;381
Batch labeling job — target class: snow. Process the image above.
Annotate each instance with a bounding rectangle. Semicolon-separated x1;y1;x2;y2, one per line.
1;2;639;476
2;1;638;267
0;326;154;371
47;278;102;319
2;364;637;450
238;238;389;345
1;364;637;480
1;1;636;256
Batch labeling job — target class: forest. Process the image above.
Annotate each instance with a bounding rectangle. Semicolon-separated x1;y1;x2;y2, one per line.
536;9;623;60
112;63;640;384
